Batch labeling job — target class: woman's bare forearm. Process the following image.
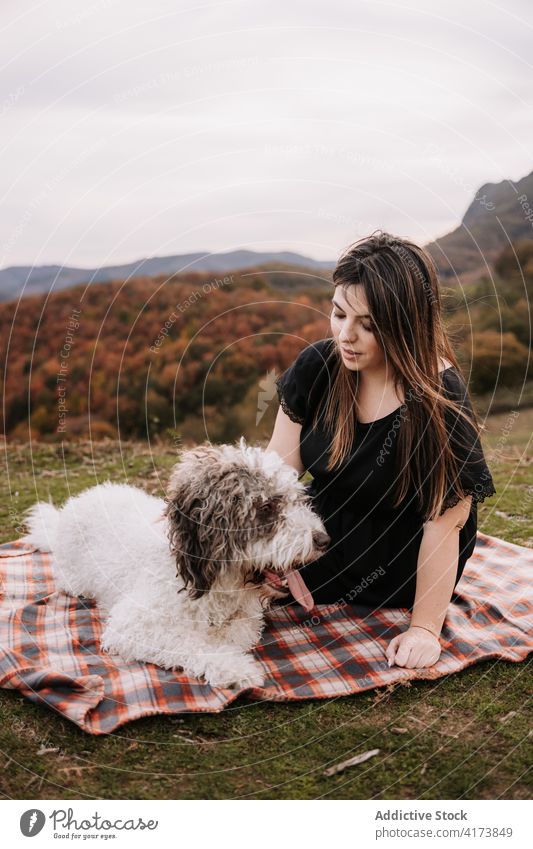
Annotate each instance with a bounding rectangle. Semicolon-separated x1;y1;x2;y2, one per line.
410;526;460;637
410;497;471;637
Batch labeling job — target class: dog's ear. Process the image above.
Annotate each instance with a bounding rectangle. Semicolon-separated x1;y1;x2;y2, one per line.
164;450;253;600
165;494;220;600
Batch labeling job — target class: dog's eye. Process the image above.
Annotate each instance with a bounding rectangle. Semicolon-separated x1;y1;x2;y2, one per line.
256;496;282;517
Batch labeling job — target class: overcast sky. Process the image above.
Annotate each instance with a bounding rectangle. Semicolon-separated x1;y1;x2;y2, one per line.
1;0;531;268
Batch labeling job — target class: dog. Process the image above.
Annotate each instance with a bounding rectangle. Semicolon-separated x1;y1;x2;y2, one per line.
21;438;330;690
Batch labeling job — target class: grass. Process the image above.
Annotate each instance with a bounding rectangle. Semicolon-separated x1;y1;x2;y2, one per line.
0;410;531;800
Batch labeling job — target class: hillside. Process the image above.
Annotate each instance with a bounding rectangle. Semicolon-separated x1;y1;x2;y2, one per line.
0;266;332;442
426;170;533;280
1;247;531;443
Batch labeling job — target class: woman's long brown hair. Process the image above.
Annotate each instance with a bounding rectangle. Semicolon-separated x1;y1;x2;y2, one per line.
311;230;485;522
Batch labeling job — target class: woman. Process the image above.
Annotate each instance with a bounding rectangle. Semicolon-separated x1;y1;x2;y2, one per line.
267;231;496;670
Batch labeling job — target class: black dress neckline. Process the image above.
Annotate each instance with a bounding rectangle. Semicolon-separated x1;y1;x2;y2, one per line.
356;407;400;427
355;366;455;427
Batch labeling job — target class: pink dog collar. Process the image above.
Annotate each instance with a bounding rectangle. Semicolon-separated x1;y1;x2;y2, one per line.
263;568;315;612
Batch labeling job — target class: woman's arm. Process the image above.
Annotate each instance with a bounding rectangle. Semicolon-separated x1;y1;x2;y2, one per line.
265;406;305;475
386;496;472;668
411;495;472;635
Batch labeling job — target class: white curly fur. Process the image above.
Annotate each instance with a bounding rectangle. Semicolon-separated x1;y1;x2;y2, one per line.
21;437;329;690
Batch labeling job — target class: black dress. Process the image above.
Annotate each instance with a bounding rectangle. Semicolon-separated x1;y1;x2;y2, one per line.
275;337;497;611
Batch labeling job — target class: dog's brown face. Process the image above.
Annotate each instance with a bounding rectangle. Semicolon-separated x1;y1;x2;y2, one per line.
163;441;329;600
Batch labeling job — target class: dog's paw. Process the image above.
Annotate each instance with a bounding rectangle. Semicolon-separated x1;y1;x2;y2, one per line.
230;665;265;691
204;657;265;691
212;670;265;691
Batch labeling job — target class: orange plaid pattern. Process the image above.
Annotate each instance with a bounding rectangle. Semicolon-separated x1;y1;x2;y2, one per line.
0;532;531;735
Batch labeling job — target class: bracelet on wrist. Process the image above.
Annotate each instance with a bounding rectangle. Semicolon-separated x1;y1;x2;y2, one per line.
410;624;440;639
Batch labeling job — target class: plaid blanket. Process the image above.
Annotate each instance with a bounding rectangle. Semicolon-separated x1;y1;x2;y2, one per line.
0;532;531;735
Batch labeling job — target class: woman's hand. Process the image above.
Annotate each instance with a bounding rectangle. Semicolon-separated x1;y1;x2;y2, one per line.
386;626;442;669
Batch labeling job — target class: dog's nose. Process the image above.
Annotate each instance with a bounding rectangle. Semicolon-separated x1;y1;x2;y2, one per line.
312;531;330;551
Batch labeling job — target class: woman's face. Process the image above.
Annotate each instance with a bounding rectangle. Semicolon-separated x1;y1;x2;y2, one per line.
330;284;385;372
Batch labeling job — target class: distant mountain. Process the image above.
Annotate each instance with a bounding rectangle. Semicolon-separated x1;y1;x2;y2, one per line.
426;169;533;280
0;249;334;302
3;168;532;302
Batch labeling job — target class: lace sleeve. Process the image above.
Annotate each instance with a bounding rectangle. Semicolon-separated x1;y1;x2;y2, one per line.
440;474;497;512
438;368;497;515
275;339;331;425
275;374;306;424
